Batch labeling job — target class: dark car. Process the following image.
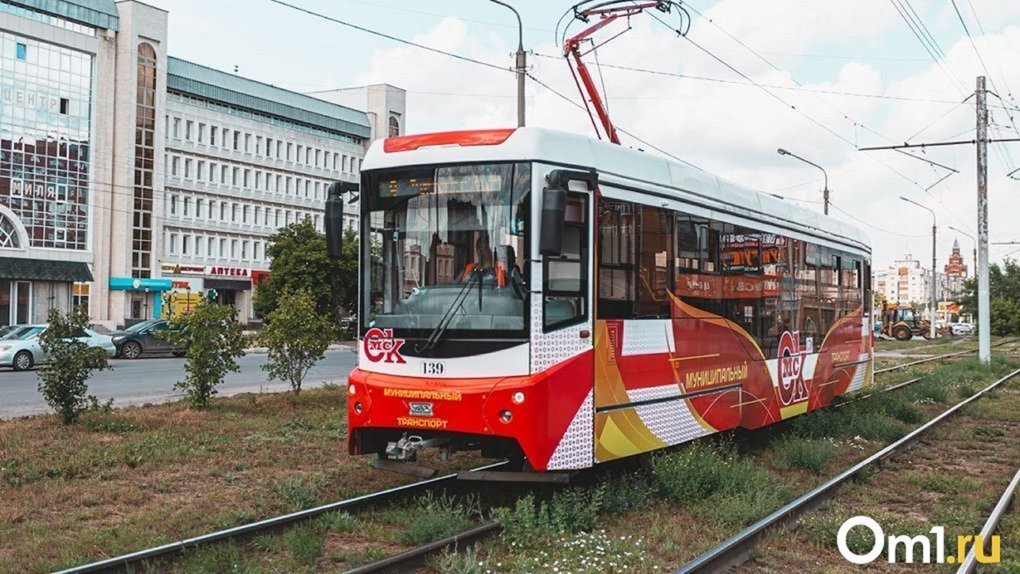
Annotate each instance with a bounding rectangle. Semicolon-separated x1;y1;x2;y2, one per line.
110;319;185;359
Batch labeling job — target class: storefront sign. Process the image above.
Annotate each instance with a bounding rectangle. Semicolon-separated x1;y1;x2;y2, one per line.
160;263;205;276
169;277;204;292
207;266;250;278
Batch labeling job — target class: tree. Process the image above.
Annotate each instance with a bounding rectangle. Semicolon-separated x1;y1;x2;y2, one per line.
260;289;333;396
958;258;1020;335
36;306;111;424
254;221;358;329
164;301;246;408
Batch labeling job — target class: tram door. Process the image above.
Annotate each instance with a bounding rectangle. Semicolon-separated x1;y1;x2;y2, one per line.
533;169;595;471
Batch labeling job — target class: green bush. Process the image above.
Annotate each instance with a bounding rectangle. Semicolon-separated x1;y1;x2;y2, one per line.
164;301;246;408
259;289;333;396
36;306;112;424
772;436;836;473
274;478;319;512
283;524;323;567
400;492;480;546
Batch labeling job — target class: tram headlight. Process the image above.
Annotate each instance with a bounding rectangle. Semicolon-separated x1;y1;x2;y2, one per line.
512;391;526;405
354;402;363;414
500;409;512;423
348;384;356;396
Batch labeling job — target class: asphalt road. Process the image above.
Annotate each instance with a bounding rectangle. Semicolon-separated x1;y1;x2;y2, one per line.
0;348;358;420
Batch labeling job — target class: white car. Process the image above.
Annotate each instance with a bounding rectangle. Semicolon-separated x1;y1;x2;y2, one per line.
0;324;117;371
950;322;975;335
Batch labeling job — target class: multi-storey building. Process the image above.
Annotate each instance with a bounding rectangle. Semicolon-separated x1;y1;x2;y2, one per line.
872;253;951;318
0;0;119;328
0;0;405;329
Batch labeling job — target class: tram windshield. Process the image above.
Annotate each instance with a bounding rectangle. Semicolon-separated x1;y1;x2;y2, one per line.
362;162;531;338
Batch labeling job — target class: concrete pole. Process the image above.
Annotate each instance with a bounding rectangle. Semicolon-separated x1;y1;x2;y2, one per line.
931;222;937;339
489;0;526;127
977;76;991;364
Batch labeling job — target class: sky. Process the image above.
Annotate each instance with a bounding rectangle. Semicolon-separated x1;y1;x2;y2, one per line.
146;0;1020;271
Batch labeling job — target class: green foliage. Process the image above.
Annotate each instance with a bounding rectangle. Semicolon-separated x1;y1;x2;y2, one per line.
771;436;836;473
164;302;246;408
177;541;260;574
651;441;790;528
260;289;333;395
493;487;605;548
958;258;1020;335
254;221;358;326
36;306;111;424
274;477;319;512
283;524;324;568
400;492;480;546
599;472;656;513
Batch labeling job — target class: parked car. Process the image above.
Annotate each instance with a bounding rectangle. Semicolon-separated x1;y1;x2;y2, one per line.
110;319;185;359
950;322;975;335
0;324;117;371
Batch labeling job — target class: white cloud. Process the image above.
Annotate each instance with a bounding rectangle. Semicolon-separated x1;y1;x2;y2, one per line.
354;3;1020;270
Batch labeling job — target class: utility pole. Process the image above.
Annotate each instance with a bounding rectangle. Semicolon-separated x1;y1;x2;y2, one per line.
976;76;990;364
489;0;526;127
859;76;1000;362
901;196;937;339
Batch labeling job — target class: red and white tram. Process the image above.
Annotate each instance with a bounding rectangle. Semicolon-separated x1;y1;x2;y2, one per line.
327;127;873;473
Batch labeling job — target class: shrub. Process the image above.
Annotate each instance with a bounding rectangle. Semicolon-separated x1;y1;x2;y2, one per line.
283;524;324;567
164;301;246;408
275;478;319;512
36;307;111;424
401;492;480;546
772;436;836;473
260;289;333;396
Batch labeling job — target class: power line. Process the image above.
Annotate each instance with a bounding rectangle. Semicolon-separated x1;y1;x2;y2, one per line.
829;201;928;239
267;0;510;74
525;72;702;170
532;52;965;106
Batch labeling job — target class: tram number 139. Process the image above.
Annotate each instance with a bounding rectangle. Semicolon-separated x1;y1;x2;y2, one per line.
421;361;445;375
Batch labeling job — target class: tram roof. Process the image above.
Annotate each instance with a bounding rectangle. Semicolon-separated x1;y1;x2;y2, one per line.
365;127;870;254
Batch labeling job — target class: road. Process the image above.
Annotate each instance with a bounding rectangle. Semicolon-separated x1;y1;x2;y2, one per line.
0;348;358;419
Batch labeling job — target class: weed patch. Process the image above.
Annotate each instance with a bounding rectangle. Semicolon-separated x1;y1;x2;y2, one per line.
771;436;836;473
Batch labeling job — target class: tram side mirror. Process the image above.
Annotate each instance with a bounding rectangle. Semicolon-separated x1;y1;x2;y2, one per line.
540;187;567;256
326;181;358;259
540;169;597;257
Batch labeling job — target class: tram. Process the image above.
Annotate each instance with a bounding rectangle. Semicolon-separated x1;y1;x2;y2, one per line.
326;127;873;473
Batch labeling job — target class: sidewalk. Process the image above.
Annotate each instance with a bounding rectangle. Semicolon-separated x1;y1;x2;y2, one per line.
243;341;357;355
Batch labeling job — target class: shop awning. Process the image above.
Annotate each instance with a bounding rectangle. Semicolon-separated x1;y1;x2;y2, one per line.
0;257;93;282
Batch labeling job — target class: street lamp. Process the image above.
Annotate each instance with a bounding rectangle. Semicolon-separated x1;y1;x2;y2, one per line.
901;196;937;339
777;148;829;215
488;0;526;127
948;226;977;280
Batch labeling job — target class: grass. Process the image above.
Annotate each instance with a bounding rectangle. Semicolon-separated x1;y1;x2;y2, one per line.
0;387;481;573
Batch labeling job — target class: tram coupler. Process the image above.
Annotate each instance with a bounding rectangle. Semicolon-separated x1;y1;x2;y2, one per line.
383;434;448;462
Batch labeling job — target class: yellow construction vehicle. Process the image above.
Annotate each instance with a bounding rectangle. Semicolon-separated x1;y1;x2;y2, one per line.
881;303;948;341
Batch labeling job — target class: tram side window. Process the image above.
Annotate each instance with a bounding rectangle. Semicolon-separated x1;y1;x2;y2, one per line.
544;194;588;330
597;200;636;318
674;213;725;317
636;206;673;318
794;240;821;350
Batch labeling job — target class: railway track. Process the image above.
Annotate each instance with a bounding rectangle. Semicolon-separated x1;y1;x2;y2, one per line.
342;346;1017;573
55;344;1013;573
54;461;508;574
956;466;1020;574
673;366;1020;574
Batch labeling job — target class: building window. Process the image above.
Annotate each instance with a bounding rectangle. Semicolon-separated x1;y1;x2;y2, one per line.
185;120;193;140
219;238;226;258
171;156;179;176
169;233;178;255
182;235;190;255
196;236;204;257
297;145;303;163
198;123;205;143
342;155;348;172
196;198;204;218
132;43;158;276
207;237;215;257
220;202;227;221
16;42;27;60
59;98;69;114
242;240;248;260
233;131;240;150
197;161;205;180
184;158;192;179
232;204;238;223
287;142;293;161
209;163;217;183
242;205;249;224
210;126;217;146
388;115;400;137
245;133;251;153
170;194;178;216
254;241;262;261
209;200;216;219
333;152;339;170
183;197;190;217
244;169;251;188
231;240;238;259
266;137;273;157
256;136;262;155
254;206;261;225
173;117;180;139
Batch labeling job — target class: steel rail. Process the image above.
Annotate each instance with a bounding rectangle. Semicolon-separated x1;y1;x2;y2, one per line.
55;460;508;574
957;465;1020;574
674;366;1020;574
874;338;1015;374
344;521;502;574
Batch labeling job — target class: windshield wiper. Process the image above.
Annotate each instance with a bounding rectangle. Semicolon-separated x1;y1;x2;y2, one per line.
416;268;480;354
